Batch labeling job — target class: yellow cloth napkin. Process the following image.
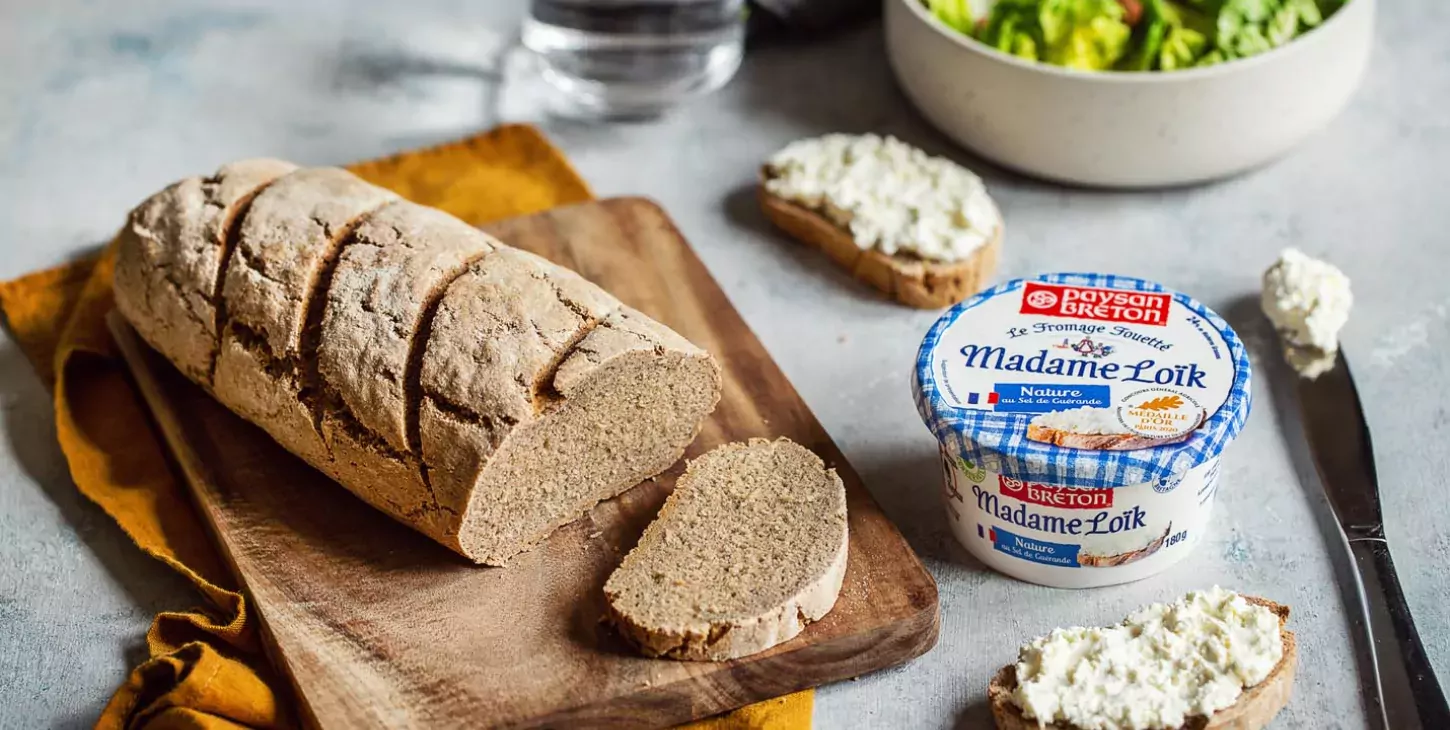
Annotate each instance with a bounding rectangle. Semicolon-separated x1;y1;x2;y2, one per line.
0;125;812;730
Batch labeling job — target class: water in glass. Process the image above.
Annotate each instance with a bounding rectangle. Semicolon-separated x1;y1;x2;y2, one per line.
522;0;745;119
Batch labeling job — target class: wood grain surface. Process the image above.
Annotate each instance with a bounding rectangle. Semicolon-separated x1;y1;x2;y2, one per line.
110;197;940;729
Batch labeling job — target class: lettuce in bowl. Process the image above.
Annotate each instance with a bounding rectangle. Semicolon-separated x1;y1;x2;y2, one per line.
925;0;1349;71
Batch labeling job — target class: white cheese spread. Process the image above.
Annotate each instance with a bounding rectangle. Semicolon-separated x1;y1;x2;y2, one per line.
1013;587;1284;730
1261;248;1353;378
762;133;999;263
1029;406;1130;435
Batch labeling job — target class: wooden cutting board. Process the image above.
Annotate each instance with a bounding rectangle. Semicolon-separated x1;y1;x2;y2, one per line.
111;197;939;729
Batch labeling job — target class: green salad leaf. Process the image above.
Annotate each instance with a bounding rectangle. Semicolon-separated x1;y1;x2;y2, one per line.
1041;0;1134;70
975;0;1133;69
1159;25;1208;69
1209;0;1331;61
943;0;1348;72
1266;3;1300;45
1120;0;1169;70
1194;48;1228;66
977;0;1045;61
928;0;976;34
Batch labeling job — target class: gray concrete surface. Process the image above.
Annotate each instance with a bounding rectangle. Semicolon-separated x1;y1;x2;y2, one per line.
2;1;1446;727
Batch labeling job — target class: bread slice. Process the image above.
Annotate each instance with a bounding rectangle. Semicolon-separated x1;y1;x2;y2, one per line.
989;597;1297;730
757;186;1000;309
604;438;849;661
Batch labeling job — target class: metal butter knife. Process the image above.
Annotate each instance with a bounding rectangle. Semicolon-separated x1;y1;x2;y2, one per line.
1296;351;1450;728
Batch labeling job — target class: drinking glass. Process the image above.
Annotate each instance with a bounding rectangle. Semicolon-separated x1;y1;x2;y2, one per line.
521;0;746;119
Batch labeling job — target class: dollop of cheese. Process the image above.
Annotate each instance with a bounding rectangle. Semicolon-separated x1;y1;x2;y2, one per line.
1261;248;1353;377
1012;587;1284;730
1029;406;1130;435
763;133;999;263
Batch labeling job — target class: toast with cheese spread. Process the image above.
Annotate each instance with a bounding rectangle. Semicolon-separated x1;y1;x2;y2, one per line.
989;595;1296;730
758;134;1001;309
758;189;1000;309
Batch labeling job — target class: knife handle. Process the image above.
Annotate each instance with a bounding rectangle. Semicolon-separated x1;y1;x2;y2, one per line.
1348;537;1450;729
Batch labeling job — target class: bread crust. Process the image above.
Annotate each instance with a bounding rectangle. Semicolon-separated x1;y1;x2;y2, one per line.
212;166;399;467
757;186;1000;309
112;159;297;383
988;597;1297;730
317;199;497;454
220;167;400;361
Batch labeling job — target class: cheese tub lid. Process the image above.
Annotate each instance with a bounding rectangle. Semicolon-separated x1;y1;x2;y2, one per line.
913;273;1252;489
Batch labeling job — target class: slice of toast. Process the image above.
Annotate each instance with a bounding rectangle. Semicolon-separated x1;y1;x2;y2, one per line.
758;186;1001;309
1024;423;1193;451
989;597;1297;730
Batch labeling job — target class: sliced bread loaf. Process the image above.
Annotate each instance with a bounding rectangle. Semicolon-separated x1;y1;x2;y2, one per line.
989;596;1296;730
114;162;723;565
604;438;849;661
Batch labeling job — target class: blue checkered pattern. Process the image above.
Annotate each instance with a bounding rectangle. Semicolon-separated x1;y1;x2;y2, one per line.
913;273;1253;489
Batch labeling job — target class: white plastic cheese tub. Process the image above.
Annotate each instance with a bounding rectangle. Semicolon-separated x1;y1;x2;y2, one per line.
913;273;1252;588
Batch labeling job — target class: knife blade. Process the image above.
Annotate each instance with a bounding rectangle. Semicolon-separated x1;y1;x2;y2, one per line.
1295;351;1450;729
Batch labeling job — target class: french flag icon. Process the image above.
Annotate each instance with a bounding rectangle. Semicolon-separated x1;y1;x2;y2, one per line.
966;392;999;406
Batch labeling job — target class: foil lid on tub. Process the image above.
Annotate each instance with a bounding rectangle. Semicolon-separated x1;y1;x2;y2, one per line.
914;273;1252;489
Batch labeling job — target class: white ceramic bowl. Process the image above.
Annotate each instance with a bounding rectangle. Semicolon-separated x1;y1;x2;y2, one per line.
885;0;1375;187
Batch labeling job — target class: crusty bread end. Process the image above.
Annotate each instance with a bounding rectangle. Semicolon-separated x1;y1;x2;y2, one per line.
988;597;1296;730
758;186;1000;309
